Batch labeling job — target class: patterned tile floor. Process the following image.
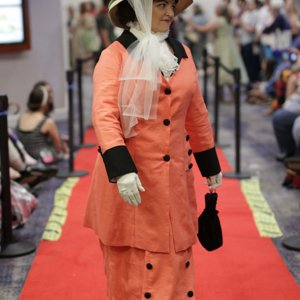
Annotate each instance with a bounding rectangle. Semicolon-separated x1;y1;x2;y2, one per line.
0;83;300;299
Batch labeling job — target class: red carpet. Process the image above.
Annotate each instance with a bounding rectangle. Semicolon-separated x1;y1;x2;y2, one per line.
20;128;300;300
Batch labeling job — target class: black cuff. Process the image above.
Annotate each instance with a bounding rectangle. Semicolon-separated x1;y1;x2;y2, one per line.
194;147;221;177
98;146;137;183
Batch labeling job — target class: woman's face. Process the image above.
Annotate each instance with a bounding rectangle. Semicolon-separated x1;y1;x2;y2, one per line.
151;0;176;33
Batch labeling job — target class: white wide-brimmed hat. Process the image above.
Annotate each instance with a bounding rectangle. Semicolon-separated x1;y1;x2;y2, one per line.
108;0;193;28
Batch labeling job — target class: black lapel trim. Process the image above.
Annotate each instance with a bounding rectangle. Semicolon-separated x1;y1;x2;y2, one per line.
116;30;188;63
116;30;137;49
166;37;188;64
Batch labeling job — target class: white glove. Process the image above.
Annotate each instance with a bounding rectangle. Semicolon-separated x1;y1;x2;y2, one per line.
117;172;145;206
206;172;222;191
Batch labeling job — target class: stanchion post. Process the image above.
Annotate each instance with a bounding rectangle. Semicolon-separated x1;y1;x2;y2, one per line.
0;95;36;258
223;69;251;180
213;58;230;148
76;58;84;146
214;57;220;144
76;58;95;149
0;95;12;247
235;68;241;173
56;71;89;179
202;48;208;106
68;70;75;173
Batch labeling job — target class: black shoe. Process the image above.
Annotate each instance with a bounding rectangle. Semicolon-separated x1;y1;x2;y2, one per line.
14;170;38;185
26;162;58;178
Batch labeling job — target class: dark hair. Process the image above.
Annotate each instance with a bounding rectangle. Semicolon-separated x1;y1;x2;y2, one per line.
263;57;276;80
32;80;54;114
80;1;92;14
115;1;137;28
90;1;96;10
217;4;232;23
193;4;203;15
103;0;110;6
27;87;46;112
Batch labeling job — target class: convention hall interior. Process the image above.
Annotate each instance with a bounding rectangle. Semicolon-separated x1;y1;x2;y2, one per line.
0;0;300;299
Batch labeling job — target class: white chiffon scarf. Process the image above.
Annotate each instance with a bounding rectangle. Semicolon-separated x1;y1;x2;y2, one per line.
118;0;179;138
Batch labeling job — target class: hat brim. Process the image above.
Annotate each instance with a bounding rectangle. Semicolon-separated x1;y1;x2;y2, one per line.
109;0;193;29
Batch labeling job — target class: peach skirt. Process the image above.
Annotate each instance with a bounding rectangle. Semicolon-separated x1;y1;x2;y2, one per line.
100;234;196;300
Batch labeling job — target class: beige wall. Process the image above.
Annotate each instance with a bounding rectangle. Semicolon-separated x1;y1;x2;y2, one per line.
0;0;68;126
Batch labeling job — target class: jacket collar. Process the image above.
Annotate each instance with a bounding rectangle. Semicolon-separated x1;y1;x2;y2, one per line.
116;30;188;63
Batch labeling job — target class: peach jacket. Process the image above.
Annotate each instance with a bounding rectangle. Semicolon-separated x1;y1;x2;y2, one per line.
84;31;221;253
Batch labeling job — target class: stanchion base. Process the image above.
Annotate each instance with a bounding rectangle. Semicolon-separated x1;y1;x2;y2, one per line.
56;170;89;179
223;172;251;180
77;143;95;149
282;236;300;251
0;241;36;258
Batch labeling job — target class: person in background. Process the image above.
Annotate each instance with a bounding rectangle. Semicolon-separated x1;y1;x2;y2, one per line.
84;0;222;299
281;114;300;188
96;0;116;52
3;129;58;186
231;0;247;34
256;0;273;35
284;0;299;41
262;0;291;34
222;0;235;18
183;3;208;68
73;1;101;74
187;3;249;100
292;115;300;154
246;47;298;105
3;130;38;182
238;0;261;87
33;81;54;116
67;5;80;68
32;81;69;153
272;56;300;161
89;1;98;16
16;84;68;164
261;0;291;62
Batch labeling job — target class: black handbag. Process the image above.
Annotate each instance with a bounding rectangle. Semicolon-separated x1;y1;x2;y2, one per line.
197;192;223;251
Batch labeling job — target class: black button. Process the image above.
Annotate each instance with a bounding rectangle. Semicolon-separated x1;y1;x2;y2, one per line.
146;263;153;270
186;135;190;141
187;291;194;297
163;119;170;126
188;149;192;156
165;88;171;95
144;292;151;299
188;163;193;169
186;261;190;268
163;155;170;162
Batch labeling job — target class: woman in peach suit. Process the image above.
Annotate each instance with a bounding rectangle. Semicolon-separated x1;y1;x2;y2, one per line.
84;0;222;299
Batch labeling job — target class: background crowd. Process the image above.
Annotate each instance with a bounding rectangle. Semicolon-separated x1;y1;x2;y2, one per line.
66;0;300;163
